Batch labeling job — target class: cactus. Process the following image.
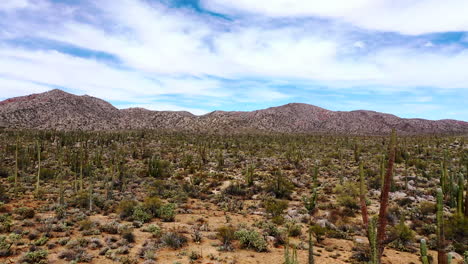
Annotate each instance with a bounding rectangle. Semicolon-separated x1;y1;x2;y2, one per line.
308;225;314;264
284;241;298;264
35;140;41;197
14;136;18;197
79;148;84;191
376;129;396;260
457;174;465;215
88;164;94;212
303;186;317;215
380;155;385;191
436;188;447;264
244;164;255;186
420;239;429;264
359;161;369;227
447;253;452;264
368;217;378;264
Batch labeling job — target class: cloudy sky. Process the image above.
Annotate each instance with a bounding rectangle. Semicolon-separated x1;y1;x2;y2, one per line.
1;0;468;120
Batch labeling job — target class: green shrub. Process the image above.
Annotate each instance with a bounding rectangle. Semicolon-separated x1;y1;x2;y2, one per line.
0;214;12;233
148;157;171;178
20;249;48;264
117;200;138;219
0;236;12;257
388;220;415;252
39;168;55;180
266;169;294;199
142;224;162;238
286;222;302;237
217;226;236;251
158;203;176;222
264;199;288;224
132;206;152;223
34;236;49;246
235;229;268;252
309;224;327;243
446;215;468;253
142;197;162;217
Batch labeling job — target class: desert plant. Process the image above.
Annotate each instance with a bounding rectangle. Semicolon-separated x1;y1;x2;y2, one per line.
235;229;268;252
264;199;288;224
420;238;429;264
284;242;298;264
217;226;236;251
308;226;314;264
161;232;187;249
436;188;447;264
158;203;176;222
359;161;369;227
21;249;48;264
376;129;397;261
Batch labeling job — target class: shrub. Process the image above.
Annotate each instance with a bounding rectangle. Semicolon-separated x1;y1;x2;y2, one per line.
14;207;35;219
147;157;171;178
309;224;327;243
20;249;48;264
34;236;49;246
0;236;12;257
132;207;152;223
39;168;55;180
388;220;415;252
119;226;135;243
265;169;294;199
158;203;176;222
235;229;268;252
217;226;236;251
223;183;247;196
0;214;12;233
142;225;162;238
117;200;138;219
264;199;288;224
446;214;468;253
142;197;162;217
161;232;187;249
286;222;302;237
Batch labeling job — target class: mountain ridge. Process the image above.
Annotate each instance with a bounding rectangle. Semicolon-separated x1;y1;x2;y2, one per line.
0;89;467;135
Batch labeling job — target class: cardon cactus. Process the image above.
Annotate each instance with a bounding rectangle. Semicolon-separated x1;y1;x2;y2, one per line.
420;239;429;264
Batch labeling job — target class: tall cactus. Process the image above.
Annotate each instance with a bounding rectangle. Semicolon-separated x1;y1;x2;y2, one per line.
14;136;19;197
376;129;396;260
35;140;41;197
368;217;378;264
420;238;429;264
308;226;314;264
359;161;369;227
436;188;447;264
457;174;465;215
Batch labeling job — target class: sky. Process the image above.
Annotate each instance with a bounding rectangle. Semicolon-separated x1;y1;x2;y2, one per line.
0;0;468;120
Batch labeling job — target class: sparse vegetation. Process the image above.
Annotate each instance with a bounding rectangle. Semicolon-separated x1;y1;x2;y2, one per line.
0;130;465;263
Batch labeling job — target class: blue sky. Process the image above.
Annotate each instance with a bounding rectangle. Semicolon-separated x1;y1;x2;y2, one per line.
0;0;468;120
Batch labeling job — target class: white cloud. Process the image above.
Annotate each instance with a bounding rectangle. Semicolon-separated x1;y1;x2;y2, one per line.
0;0;467;120
201;0;468;35
0;78;51;99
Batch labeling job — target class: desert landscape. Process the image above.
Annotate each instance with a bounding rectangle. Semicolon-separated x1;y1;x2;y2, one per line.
1;0;468;263
0;91;466;264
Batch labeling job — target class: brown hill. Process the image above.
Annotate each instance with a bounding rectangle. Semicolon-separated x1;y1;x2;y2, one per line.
0;89;467;134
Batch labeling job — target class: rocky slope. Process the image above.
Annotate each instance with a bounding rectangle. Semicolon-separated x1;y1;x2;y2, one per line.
0;89;467;134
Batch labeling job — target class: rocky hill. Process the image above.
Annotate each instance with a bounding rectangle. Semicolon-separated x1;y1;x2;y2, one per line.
0;89;467;134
